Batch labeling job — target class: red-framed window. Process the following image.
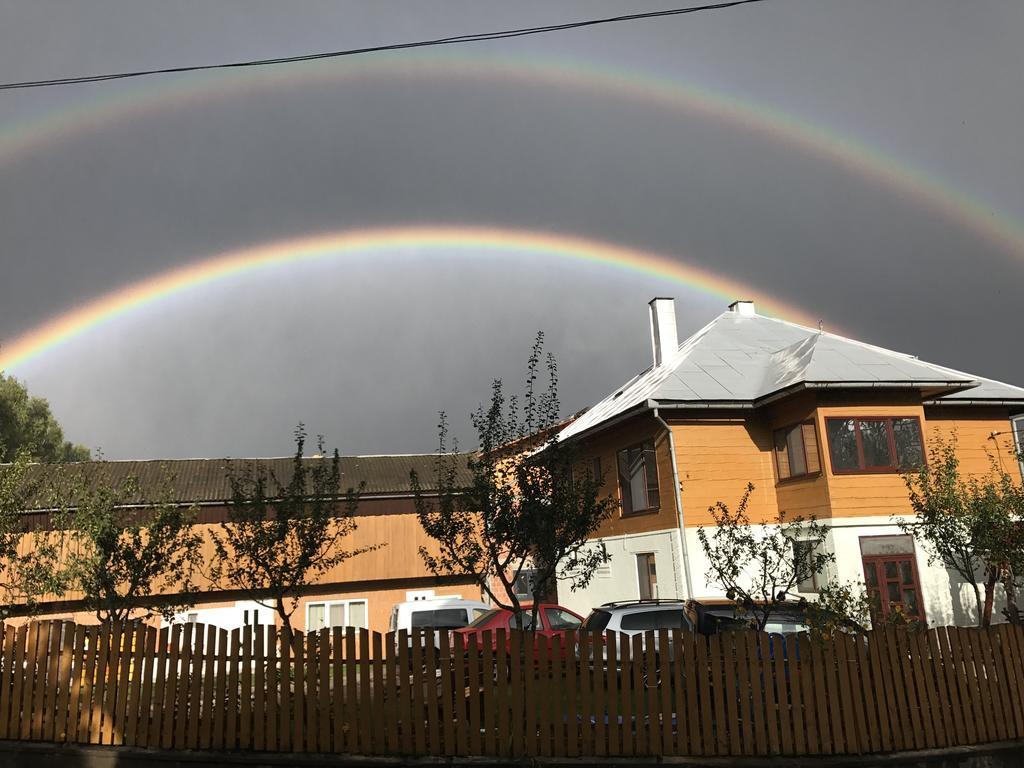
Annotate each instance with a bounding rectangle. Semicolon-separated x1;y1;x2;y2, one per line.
860;535;925;623
825;416;925;474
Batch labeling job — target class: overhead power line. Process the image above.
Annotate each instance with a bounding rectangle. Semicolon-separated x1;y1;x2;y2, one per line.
0;1;767;92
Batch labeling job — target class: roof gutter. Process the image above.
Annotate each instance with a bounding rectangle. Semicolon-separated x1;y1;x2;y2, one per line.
653;408;694;600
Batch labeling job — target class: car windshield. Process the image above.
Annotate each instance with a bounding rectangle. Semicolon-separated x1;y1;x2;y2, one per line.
466;608;502;628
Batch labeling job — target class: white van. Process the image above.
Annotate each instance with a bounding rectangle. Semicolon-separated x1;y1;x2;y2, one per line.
388;597;490;636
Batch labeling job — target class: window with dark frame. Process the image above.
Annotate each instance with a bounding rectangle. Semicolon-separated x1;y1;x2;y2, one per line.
825;416;924;473
617;441;660;515
773;421;821;481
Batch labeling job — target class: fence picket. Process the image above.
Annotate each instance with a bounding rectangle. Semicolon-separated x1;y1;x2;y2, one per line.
383;630;399;754
411;628;426;755
439;630;456;757
578;632;593;757
332;627;344;753
318;629;331;752
708;633;728;756
127;625;150;747
371;632;385;754
494;628;509;757
198;625;217;750
40;621;62;742
535;634;551;757
62;626;87;745
795;635;818;754
551;635;567;758
357;629;372;754
396;629;411;754
960;629;989;744
21;622;41;741
0;625;15;740
592;631;608;758
266;625;279;752
773;634;795;756
467;633;484;756
832;634;860;754
978;629;1009;743
291;632;305;753
787;636;807;755
226;628;241;750
936;627;966;746
452;632;468;756
212;629;228;751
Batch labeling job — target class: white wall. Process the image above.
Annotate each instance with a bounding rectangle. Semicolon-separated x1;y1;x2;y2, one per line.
683;516;1007;627
558;528;684;619
167;600;275;630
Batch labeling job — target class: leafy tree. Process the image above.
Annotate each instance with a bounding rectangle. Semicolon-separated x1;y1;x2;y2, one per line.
209;426;379;636
0;453;67;615
413;333;616;627
900;435;1024;626
51;467;203;624
696;482;834;631
0;373;89;462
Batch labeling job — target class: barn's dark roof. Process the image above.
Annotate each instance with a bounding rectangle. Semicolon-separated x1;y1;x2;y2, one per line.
14;454;472;509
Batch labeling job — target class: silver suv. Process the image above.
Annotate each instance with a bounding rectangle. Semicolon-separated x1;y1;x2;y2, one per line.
580;599;693;645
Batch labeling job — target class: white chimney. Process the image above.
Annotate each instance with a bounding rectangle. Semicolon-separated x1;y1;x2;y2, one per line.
728;299;756;317
648;297;679;368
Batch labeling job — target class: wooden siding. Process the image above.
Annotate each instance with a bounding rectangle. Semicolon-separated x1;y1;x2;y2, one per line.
765;394;832;523
924;406;1021;480
670;417;780;527
659;394;1019;528
15;509;473;630
577;417;680;538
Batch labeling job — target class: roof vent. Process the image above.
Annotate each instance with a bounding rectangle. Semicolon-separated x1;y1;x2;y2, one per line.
648;297;679;368
728;299;756;317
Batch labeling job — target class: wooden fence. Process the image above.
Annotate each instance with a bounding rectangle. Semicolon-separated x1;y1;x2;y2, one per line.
0;620;1022;758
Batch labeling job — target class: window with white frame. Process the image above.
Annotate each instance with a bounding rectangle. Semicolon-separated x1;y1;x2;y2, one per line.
1014;415;1024;482
792;539;826;594
306;599;368;631
617;441;660;515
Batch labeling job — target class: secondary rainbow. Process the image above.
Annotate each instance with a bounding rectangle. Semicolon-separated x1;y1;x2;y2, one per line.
3;53;1024;265
0;226;823;372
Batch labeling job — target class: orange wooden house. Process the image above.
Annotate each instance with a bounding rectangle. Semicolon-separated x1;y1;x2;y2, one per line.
555;298;1024;627
14;455;481;634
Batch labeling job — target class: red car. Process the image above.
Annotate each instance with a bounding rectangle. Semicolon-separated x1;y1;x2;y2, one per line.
453;603;583;655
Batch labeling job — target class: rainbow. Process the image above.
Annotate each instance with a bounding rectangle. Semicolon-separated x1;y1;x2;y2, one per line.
3;53;1024;265
0;225;824;372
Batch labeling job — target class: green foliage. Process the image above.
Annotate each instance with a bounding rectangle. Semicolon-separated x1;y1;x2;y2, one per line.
51;467;203;624
802;581;872;638
697;482;834;631
0;373;89;463
0;452;66;614
900;434;1024;626
209;426;379;635
413;333;615;622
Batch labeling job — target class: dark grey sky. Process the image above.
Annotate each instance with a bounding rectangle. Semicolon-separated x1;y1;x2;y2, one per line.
1;1;1022;459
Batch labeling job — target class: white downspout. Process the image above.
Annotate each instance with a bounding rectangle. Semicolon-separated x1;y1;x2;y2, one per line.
654;408;693;599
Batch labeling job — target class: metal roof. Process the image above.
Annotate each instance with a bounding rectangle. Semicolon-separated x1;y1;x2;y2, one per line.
560;309;1024;441
15;454;472;509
